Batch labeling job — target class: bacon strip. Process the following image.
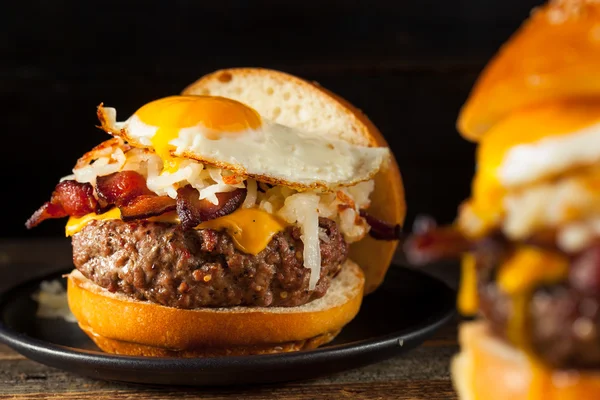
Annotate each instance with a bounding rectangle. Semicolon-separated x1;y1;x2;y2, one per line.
360;210;403;241
403;222;568;267
403;227;474;265
26;181;99;229
25;202;68;229
96;171;176;219
120;195;176;221
177;186;247;229
96;171;154;208
404;228;472;265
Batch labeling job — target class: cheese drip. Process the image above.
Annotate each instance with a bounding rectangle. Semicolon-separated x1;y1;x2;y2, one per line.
497;247;568;296
458;254;478;316
457;245;572;400
501;247;568;400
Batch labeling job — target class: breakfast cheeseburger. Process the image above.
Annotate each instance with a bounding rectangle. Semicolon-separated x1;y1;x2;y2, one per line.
406;1;600;399
27;68;405;356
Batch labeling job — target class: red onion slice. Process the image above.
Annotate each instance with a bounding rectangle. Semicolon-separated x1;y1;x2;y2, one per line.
176;186;247;229
360;210;402;241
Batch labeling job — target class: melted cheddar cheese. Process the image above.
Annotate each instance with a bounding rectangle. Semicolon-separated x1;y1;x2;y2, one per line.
497;247;568;295
458;254;478;316
65;208;121;237
65;207;285;255
198;208;286;255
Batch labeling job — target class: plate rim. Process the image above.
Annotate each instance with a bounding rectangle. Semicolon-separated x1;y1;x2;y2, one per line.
0;266;455;372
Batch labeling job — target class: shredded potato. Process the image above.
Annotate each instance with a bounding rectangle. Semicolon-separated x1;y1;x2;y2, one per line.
73;148;126;185
32;280;77;323
278;193;322;290
243;179;258;208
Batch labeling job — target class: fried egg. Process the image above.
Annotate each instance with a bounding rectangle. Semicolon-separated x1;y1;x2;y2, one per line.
477;101;600;190
97;95;390;190
458;100;600;249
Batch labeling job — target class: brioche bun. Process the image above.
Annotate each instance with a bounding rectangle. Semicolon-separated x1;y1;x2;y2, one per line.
453;321;600;400
458;0;600;140
183;68;405;293
68;260;364;357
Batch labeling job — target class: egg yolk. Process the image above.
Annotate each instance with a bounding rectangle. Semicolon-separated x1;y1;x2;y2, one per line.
134;95;262;173
467;100;600;236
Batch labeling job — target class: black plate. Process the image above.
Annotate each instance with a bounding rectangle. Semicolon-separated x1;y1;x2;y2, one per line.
0;265;454;386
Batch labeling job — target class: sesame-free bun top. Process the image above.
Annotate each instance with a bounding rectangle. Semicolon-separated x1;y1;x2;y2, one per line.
183;68;406;293
458;0;600;140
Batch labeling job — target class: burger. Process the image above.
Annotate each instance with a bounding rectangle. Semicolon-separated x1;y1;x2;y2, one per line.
406;1;600;398
26;68;405;357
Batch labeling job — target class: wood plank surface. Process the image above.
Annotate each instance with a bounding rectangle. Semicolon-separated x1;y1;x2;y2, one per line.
0;381;456;400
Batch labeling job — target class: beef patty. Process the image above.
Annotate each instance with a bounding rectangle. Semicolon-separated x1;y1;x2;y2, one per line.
476;241;600;369
72;218;348;309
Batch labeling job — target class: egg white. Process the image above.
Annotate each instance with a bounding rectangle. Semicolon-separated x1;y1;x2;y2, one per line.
499;121;600;188
98;106;390;190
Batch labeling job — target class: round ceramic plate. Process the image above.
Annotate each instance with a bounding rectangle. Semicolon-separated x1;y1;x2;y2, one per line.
0;265;454;386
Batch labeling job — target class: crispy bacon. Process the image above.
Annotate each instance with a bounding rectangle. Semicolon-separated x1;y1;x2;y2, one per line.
52;180;98;216
26;181;99;229
403;213;564;266
177;186;247;229
96;171;176;219
404;226;474;265
25;202;67;229
359;210;403;241
96;171;154;208
403;226;567;266
120;195;177;220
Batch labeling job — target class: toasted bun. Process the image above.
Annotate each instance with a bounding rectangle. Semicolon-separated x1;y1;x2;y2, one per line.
452;321;600;400
183;68;405;293
458;0;600;140
67;260;364;357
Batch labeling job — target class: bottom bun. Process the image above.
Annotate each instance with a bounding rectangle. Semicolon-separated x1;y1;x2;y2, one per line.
67;259;364;357
452;321;600;400
79;324;340;357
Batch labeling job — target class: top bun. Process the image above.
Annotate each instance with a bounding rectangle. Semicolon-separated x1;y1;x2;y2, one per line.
183;68;406;293
458;0;600;141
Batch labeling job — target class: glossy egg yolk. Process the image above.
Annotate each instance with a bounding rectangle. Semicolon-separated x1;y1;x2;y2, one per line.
133;95;262;172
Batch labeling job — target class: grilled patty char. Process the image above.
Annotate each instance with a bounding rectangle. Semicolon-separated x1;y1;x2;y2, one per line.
72;218;348;308
476;242;600;369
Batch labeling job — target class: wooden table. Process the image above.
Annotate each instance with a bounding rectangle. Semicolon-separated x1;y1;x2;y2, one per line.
0;240;459;400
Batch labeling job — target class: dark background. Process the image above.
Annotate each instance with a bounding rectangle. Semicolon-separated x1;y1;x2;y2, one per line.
1;0;543;238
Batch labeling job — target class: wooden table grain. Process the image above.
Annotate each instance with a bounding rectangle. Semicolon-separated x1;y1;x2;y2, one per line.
0;239;459;400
